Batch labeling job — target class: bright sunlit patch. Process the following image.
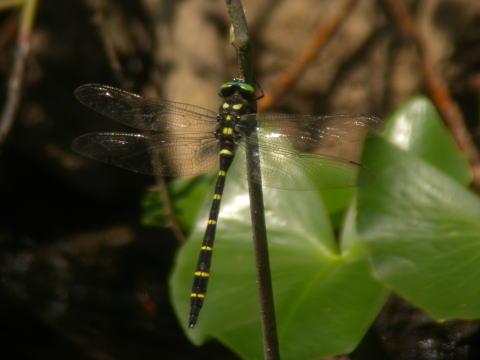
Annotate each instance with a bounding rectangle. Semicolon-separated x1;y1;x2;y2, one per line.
264;131;282;139
220;193;250;221
391;114;412;149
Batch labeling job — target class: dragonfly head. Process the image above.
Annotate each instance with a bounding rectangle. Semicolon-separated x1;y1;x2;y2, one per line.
219;80;262;100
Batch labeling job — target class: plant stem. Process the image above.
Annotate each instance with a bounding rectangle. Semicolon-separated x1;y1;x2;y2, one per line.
244;128;280;360
224;1;280;359
0;0;38;145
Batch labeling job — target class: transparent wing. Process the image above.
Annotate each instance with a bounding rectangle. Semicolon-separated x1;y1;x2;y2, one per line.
250;113;382;148
72;132;219;176
237;114;382;190
75;84;218;133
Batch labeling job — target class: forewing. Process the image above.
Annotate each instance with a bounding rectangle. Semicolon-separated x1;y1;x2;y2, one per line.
72;132;218;177
75;84;218;133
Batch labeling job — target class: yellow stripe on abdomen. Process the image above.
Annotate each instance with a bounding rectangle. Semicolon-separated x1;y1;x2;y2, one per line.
191;292;206;298
194;271;210;277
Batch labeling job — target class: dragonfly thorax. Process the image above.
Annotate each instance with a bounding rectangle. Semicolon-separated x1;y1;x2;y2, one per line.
216;89;256;142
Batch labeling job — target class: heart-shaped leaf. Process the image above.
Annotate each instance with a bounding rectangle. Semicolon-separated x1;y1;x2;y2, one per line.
358;135;480;320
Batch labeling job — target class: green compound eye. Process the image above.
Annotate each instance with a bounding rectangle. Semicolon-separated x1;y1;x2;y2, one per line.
220;82;233;91
219;81;256;98
238;83;255;93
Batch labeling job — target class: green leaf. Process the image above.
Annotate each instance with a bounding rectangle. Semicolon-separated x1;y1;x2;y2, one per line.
383;96;471;185
141;175;215;233
141;191;167;227
358;135;480;320
319;188;355;227
170;150;387;359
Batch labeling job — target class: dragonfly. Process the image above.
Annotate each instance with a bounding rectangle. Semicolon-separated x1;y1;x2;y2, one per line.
72;80;381;328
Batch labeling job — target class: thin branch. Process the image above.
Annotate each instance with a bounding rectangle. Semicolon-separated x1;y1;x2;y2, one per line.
259;0;359;111
225;0;254;83
0;0;38;145
224;1;280;359
152;164;186;243
84;0;131;87
384;0;480;190
159;179;186;242
149;178;186;243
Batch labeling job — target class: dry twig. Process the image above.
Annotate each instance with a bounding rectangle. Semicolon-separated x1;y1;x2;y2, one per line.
258;0;359;111
385;0;480;189
0;0;38;145
149;179;186;243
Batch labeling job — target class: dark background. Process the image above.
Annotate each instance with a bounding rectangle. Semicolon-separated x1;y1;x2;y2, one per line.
0;1;479;359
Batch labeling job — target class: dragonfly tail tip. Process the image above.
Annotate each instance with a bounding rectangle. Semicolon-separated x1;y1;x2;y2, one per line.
188;317;197;329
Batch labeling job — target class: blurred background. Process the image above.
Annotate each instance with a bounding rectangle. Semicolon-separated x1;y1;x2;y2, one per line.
0;0;479;359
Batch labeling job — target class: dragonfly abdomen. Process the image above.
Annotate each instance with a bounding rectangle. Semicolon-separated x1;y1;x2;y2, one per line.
188;145;234;328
